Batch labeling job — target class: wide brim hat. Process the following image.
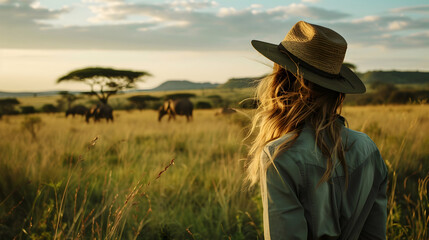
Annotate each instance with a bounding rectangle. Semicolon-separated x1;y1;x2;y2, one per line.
251;21;366;94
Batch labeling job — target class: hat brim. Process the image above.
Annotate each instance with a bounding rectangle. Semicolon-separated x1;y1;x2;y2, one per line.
251;40;366;94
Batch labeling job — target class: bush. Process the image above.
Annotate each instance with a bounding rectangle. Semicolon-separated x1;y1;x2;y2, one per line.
207;95;224;107
0;98;20;115
41;104;58;113
128;95;160;110
195;101;212;109
20;106;37;114
165;93;196;100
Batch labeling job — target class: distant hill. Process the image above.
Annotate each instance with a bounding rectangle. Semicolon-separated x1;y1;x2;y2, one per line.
358;71;429;84
218;71;429;89
151;80;219;91
218;76;265;89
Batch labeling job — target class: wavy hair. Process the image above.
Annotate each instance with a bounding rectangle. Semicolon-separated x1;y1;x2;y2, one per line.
247;63;347;188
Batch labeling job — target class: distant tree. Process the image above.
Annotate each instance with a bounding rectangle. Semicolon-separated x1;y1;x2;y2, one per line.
21;106;37;114
354;95;375;106
57;67;151;104
207;95;224;107
196;101;212;109
58;91;79;110
387;91;415;104
372;82;398;98
127;95;160;110
343;62;357;72
41;104;58;113
370;82;398;104
165;93;196;100
0;98;20;115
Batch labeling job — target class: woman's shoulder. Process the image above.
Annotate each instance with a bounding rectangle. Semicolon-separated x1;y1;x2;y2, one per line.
262;130;316;166
264;132;297;152
342;127;379;156
261;126;382;169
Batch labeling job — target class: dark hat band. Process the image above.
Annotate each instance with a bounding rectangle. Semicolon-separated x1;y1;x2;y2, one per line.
277;44;342;80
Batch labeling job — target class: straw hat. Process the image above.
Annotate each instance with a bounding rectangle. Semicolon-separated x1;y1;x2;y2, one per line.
251;21;366;94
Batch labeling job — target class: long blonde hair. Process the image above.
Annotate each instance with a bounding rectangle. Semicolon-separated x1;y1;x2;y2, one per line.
247;63;347;187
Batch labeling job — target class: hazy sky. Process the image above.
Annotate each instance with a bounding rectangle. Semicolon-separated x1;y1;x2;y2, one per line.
1;0;428;91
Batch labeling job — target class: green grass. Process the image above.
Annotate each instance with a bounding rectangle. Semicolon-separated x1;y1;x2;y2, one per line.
0;110;260;239
0;105;428;239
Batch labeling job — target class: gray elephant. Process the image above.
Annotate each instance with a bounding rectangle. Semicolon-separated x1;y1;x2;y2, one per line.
65;105;89;118
86;104;114;123
158;99;193;122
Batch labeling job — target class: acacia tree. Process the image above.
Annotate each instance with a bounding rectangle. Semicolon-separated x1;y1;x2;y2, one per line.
60;91;78;108
57;67;151;104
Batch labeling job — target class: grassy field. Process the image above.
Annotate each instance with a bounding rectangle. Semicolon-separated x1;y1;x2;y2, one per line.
0;105;428;239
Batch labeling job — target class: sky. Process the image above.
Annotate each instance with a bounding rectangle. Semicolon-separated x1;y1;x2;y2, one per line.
0;0;428;91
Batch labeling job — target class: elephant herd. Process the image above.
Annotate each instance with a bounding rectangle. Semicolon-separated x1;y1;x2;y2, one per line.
65;104;113;123
65;98;195;123
66;98;236;123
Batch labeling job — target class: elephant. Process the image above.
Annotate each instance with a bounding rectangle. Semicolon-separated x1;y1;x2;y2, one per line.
158;99;193;122
65;105;89;118
86;104;114;123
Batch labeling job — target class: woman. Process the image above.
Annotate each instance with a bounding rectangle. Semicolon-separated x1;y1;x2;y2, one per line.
247;21;388;239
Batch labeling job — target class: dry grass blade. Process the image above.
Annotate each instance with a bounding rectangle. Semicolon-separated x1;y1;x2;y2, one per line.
87;136;99;150
105;158;176;240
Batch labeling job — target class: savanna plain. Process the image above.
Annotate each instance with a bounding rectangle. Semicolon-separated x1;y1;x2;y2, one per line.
0;100;428;239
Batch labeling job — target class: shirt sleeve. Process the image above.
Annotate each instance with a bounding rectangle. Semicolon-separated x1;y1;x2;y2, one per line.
359;152;388;240
263;149;308;240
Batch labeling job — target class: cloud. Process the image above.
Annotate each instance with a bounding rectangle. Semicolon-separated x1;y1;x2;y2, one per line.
302;0;320;3
387;21;408;30
250;4;262;9
169;0;218;10
266;3;348;20
0;0;69;36
0;0;428;51
329;14;429;48
391;5;429;14
82;0;124;3
351;15;380;23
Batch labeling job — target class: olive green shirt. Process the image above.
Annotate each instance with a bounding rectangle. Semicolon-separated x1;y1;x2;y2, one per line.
261;121;388;240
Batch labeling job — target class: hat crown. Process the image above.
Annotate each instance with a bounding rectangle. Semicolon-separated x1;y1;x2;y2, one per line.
281;21;347;75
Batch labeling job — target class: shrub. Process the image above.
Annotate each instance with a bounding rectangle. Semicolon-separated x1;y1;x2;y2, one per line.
195;101;212;109
20;106;37;114
0;98;20;115
41;104;58;113
165;93;196;100
207;95;224;107
128;95;160;110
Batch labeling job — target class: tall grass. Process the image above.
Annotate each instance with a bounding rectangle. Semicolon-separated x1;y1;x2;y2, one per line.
345;105;429;239
0;105;428;239
0;110;260;239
